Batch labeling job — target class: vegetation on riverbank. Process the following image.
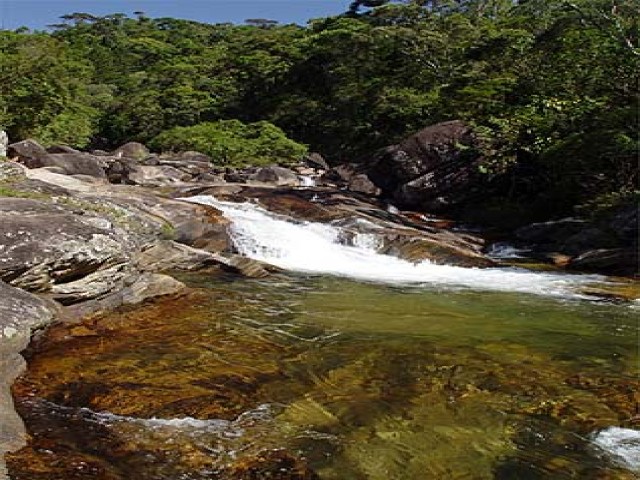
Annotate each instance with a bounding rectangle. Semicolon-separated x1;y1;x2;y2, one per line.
0;0;637;221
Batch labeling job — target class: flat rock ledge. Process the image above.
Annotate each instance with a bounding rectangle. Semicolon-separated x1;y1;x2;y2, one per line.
0;282;57;480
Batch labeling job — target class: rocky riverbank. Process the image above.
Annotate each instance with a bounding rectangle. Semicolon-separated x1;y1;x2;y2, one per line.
0;135;637;478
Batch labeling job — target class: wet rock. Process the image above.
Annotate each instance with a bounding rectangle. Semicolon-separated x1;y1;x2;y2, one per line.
568;248;638;277
212;252;281;278
120;273;186;305
0;281;57;478
113;142;149;160
134;241;274;278
6;139;48;168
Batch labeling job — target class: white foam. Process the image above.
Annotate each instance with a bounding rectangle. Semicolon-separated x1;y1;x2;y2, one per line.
593;427;640;471
186;196;605;299
486;242;530;259
298;175;316;187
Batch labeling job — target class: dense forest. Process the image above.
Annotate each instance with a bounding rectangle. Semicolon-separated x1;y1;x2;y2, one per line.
0;0;637;223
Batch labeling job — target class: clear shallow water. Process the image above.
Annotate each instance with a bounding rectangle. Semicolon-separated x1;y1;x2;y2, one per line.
8;274;639;480
7;196;639;479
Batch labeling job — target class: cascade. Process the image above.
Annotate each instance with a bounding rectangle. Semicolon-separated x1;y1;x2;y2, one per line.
187;196;605;298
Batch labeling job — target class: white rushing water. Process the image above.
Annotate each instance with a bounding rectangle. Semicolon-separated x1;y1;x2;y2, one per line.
593;427;640;472
187;195;605;298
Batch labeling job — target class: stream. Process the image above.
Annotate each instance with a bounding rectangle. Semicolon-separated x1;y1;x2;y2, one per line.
7;196;640;479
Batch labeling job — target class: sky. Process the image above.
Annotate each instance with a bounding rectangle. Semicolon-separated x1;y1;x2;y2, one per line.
0;0;350;30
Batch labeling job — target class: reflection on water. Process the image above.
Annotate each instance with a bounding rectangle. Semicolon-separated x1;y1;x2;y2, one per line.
8;273;640;479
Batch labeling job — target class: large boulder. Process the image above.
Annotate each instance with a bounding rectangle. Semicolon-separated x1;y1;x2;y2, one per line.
38;153;108;179
113;141;150;160
359;121;484;211
6;139;48;168
0;281;57;478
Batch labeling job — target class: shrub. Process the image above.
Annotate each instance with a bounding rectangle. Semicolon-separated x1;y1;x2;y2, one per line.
149;120;307;167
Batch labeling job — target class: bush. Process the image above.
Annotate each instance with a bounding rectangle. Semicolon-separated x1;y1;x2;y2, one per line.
149;120;307;167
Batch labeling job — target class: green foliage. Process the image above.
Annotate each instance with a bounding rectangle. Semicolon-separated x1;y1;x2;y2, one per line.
1;2;636;219
149;120;308;167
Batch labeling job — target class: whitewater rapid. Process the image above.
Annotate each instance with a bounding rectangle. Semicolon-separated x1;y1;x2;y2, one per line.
186;196;606;298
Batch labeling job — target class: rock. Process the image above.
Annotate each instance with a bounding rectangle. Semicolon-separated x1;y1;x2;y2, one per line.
41;153;108;179
516;218;621;256
24;168;99;192
120;273;186;305
607;204;638;242
323;164;358;185
46;145;81;154
127;165;191;186
179;150;211;163
157;158;212;176
103;156;138;184
359;120;484;211
0;130;8;157
6;139;48;168
348;174;381;196
305;152;329;170
0;281;57;478
0;197;140;304
113;141;149;159
0;161;27;182
224;171;250;183
248;166;300;187
135;241;224;272
568;249;638;277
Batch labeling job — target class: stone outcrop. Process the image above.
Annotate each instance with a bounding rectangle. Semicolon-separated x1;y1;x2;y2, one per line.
0;281;57;479
341;121;485;211
515;204;638;276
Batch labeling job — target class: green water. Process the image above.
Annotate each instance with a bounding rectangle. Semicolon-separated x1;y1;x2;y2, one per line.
8;273;640;479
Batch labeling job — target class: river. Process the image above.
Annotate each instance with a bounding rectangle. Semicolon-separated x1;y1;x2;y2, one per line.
7;196;639;479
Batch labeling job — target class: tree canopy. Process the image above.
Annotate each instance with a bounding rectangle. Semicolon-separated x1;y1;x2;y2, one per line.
0;0;636;220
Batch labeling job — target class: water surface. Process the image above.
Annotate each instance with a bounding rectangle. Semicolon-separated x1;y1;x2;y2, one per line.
8;273;639;479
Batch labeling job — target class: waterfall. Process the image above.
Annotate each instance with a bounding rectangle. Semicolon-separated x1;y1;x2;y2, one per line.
186;196;604;298
298;175;316;187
